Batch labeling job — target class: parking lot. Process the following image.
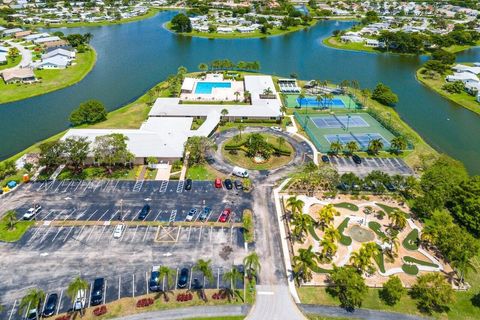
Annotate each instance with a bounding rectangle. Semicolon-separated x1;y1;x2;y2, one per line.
0;179;253;318
328;156;414;177
0;262;245;320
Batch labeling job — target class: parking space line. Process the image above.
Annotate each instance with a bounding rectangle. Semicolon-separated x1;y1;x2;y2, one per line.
154;210;161;221
189;267;193;289
217;268;220;289
74;180;83;192
97;209;109;221
230;227;234;244
111;180;120;192
88;281;93;307
83;180;92;192
103;279;107;305
118;276;121;300
63;226;75;242
92;180;104;192
187;226;192;241
169;210;177;223
86;226;97;242
57;290;63;315
132;180;144;192
97;225;109;241
210;226;213;242
132;274;135;298
146;271;149;294
198;226;203;242
159;180;168;193
142;226;150;242
7;300;17;320
176;180;184;193
130;226;139;242
40;210;56;222
120;226;128;241
102;180;111;192
62;180;74;193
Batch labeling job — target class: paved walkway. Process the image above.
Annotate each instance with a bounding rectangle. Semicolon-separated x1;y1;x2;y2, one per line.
5;40;32;70
246;285;306;320
112;305;249;320
299;304;427;320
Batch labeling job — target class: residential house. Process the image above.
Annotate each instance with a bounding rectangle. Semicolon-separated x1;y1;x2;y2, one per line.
42;40;68;49
2;28;23;37
1;68;36;84
14;30;32;39
42;48;76;60
35;55;70;69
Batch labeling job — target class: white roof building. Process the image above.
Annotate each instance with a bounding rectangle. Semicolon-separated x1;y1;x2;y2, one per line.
33;36;61;44
452;64;480;75
446;72;480;84
42;48;76;60
35;55;70;69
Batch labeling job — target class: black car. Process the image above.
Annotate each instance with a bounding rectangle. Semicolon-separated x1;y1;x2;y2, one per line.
385;182;396;192
184;179;192;191
27;309;38;320
234;180;243;190
224;179;233;190
149;271;160;292
178;268;189;288
321;155;330;163
138;204;151;220
90;278;105;306
352;154;362;164
42;293;58;317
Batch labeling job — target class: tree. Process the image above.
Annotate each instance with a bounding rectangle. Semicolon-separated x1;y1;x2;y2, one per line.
431;49;456;65
448;176;480;236
286;196;304;217
327;266;367;310
243;252;261;279
368;138;384;155
244;133;273;160
171;13;192;33
67;276;88;316
292;245;318;284
411;273;455;313
39;141;66;169
64;137;90;172
158;266;175;290
8;47;19;59
371;83;398;106
329;140;343;155
222;267;243;301
198;63;208;72
345;141;359;155
184;136;217;165
194;259;214;283
423;60;449;75
291;213;313;242
221;108;229;122
317;204;339;230
390;136;407;154
69;100;107;126
388;209;407;230
93;133;134;167
4;210;18;231
362;10;380;24
276;136;286;150
19;288;45;320
379;276;405;306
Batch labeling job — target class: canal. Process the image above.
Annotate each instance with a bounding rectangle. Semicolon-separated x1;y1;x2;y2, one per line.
0;11;479;173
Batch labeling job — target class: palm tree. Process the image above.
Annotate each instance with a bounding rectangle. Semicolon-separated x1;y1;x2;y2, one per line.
316;94;323;108
234;91;241;102
67;277;88;316
323;225;341;243
345;141;359;155
390;136;407;154
340;80;350;93
280;105;287;116
286;196;304;217
381;234;400;262
298;91;306;108
19;288;45;320
194;259;214;284
276;136;286;150
263;87;273;95
452;256;478;285
177;65;188;75
388;210;407;230
8;47;20;59
236;123;245;139
361;89;371;108
368;138;384;155
198;63;208;72
243;252;261;279
222;267;243;302
319;238;338;262
291;213;313;242
83;32;93;43
244;91;251;103
4;210;18;231
329;140;343;155
156;266;175;301
317;204;339;230
292;245;318;284
325;93;334;111
220;108;229;123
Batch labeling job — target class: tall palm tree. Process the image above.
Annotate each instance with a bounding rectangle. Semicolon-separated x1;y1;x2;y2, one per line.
4;210;18;231
159;266;175;290
276;136;286;150
19;288;45;320
243;252;261;279
237;123;245;139
319;238;338;262
291;214;313;242
280;105;287;115
317;204;339;230
388;210;407;231
286;196;304;217
222;267;243;302
381;234;400;262
292;245;318;284
234;91;241;102
316;94;323;108
368;138;384;155
361;88;371;108
194;259;214;283
243;91;251;103
340;80;350;92
390;136;407;154
221;108;229;120
452;255;478;285
67;276;88;317
325;93;334;111
298;91;306;109
323;225;341;243
329;140;343;155
345;141;359;155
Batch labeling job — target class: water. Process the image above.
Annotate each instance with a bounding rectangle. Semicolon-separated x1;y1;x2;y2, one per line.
0;11;479;173
194;81;232;94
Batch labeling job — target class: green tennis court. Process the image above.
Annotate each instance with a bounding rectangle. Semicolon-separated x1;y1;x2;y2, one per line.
284;94;359;109
294;112;396;152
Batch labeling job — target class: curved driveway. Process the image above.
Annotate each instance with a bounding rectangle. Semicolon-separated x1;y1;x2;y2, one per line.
5;41;32;70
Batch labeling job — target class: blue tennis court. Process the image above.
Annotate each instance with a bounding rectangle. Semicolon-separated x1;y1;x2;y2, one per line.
297;97;346;108
324;133;391;149
311;115;369;129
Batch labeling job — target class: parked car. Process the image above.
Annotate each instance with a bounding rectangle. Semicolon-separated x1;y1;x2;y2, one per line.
184;179;192;191
178;268;189;288
90;278;105;306
149;268;160;292
138;204;150;220
23;204;42;220
270;126;282;132
234;180;243;190
214;178;222;188
185;208;197;222
198;207;211;222
224;179;233;190
352;154;362;164
232;166;249;178
27;309;38;320
321;155;330;163
219;208;231;223
42;293;58;317
113;224;125;239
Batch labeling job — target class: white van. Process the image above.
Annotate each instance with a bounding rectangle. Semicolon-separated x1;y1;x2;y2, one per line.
232;166;249;178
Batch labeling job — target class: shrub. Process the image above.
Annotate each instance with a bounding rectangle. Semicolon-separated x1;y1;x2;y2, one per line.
69;99;107;126
380;276;406;305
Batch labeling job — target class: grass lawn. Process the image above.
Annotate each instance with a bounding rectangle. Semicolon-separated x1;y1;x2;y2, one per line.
166;20;317;39
0;55;21;71
308;316;360;320
333;202;359;211
0;217;34;242
443;40;480;54
57;166;138;181
186;164;223;180
0;47;96;104
416;67;480;115
322;36;378;53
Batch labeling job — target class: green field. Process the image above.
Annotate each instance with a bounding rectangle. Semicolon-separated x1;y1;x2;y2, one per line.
0;48;96;104
0;216;34;242
0;55;21;71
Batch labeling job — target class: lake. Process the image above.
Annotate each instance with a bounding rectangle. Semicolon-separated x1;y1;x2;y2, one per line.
0;11;479;173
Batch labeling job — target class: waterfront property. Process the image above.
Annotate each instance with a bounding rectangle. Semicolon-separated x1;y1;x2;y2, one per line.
180;73;244;102
1;68;36;84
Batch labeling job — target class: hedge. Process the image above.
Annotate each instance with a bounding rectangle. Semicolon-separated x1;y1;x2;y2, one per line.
337;218;352;246
401;263;419;275
402;229;419;251
404;256;438;268
272;145;292;156
368;221;386;239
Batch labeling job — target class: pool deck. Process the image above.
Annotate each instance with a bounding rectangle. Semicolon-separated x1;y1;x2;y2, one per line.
180;80;244;102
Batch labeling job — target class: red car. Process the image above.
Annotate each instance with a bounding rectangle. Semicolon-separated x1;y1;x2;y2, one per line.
219;208;231;223
214;178;222;188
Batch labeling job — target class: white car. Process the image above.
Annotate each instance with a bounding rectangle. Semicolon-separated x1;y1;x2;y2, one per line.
113;224;125;239
185;208;197;222
270;126;282;132
23;205;42;220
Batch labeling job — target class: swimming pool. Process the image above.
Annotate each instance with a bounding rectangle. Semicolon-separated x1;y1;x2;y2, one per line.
195;82;232;94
